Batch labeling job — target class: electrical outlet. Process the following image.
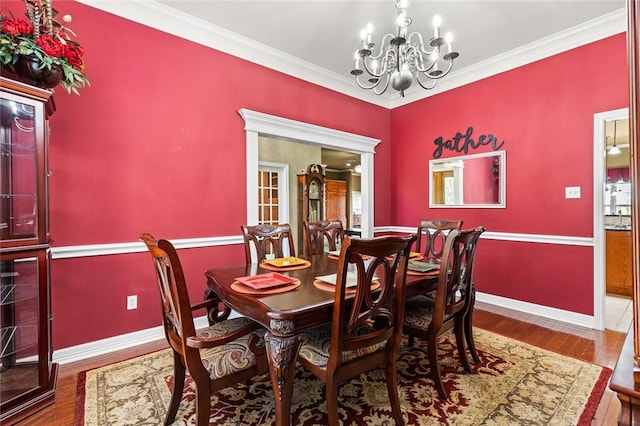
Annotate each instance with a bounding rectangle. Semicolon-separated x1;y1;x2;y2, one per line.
565;186;581;199
127;295;137;310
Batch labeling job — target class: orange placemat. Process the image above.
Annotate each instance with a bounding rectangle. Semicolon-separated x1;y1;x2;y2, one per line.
409;252;424;261
327;254;371;261
259;260;311;271
386;252;424;261
313;279;380;294
231;279;301;295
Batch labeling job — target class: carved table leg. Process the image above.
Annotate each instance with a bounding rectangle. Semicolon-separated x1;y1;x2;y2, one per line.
264;319;304;426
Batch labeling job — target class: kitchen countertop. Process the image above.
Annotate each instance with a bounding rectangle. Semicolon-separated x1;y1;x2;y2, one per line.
606;226;632;231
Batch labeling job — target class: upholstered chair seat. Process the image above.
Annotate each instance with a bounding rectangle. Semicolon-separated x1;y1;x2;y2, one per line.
197;318;266;379
298;323;387;369
403;295;435;330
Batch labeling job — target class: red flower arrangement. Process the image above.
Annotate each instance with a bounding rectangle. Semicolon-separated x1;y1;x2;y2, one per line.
0;0;89;94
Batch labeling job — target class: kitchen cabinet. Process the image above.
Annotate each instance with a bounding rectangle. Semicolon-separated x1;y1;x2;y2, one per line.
326;179;347;229
0;77;57;425
606;229;633;297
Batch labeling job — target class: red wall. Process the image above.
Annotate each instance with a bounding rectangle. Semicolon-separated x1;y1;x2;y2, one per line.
390;33;628;315
1;2;391;349
2;1;628;350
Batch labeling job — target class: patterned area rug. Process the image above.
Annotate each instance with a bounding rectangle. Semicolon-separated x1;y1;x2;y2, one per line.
75;329;610;425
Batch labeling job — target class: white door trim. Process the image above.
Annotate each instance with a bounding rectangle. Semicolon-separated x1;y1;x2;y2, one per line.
239;109;381;237
593;107;629;330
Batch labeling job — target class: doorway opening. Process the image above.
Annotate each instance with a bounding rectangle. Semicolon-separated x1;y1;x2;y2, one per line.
594;108;630;331
240;109;380;239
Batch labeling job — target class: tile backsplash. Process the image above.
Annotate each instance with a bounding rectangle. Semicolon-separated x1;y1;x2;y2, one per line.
604;215;632;228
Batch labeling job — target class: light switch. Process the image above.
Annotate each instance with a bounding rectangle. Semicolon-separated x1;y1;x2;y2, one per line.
565;186;581;199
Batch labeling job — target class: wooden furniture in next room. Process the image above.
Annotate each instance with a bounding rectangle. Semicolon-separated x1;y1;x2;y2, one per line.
0;78;57;425
297;164;325;250
140;234;268;426
325;178;347;229
605;228;632;297
297;235;414;426
403;227;485;399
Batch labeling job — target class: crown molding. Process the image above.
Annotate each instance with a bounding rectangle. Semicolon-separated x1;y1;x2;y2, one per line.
77;2;625;109
77;1;625;109
391;8;627;108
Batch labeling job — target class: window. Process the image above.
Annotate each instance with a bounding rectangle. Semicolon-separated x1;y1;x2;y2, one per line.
258;170;280;224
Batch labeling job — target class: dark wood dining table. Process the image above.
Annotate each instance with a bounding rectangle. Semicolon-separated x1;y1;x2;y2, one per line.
204;254;438;426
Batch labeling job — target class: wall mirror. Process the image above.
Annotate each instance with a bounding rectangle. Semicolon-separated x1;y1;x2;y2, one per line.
429;150;506;208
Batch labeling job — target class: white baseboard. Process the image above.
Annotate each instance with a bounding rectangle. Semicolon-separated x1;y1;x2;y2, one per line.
53;295;595;365
476;292;595;329
53;316;209;365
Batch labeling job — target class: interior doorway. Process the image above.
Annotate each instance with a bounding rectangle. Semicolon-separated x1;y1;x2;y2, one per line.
240;108;380;240
594;107;630;331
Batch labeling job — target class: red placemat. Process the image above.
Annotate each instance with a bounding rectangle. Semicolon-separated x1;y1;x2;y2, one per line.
231;279;301;295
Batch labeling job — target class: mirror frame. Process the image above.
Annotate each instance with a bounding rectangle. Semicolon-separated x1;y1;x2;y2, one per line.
429;150;506;208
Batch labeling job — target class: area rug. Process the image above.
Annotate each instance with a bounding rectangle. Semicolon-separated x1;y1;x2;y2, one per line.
75;329;610;425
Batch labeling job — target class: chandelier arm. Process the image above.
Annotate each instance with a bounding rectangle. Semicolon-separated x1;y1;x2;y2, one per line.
354;73;385;91
362;47;396;78
406;32;437;55
404;46;436;74
425;60;454;79
413;51;438;74
353;72;391;95
372;74;391;95
368;34;398;60
415;73;438;90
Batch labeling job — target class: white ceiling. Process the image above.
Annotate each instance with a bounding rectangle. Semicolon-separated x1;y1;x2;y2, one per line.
81;0;627;108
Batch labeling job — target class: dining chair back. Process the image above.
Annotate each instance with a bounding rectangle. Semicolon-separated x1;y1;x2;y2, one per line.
140;233;267;426
302;220;345;256
415;219;463;262
241;223;296;264
297;234;416;425
403;226;485;399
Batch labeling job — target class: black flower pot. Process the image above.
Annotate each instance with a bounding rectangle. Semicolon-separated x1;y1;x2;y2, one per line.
12;55;63;89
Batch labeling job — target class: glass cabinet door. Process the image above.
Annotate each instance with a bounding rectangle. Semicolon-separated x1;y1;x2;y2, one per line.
0;250;47;407
0;94;46;246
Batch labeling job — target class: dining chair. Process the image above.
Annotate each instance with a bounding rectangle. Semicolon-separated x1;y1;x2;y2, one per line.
241;223;296;264
403;226;485;399
140;233;268;426
414;219;481;362
414;219;484;362
302;220;345;256
297;234;416;425
415;219;463;262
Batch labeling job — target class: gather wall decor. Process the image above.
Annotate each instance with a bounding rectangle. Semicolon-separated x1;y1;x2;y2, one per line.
433;126;505;158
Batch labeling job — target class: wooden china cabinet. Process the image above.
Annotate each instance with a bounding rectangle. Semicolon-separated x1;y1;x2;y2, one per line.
0;77;57;425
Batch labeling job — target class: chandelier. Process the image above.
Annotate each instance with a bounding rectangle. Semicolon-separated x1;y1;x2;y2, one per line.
350;0;459;97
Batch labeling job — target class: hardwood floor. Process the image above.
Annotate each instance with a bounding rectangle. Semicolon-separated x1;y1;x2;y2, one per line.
11;301;626;425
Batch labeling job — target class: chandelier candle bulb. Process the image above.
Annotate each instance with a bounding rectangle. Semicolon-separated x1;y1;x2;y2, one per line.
433;15;441;37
